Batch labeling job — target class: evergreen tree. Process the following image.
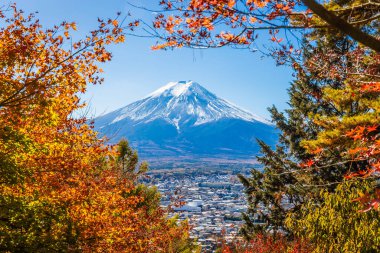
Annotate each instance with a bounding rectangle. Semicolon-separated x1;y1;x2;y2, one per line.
286;180;380;253
117;138;148;180
238;35;369;238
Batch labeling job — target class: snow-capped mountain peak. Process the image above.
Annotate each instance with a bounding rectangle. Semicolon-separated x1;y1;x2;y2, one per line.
94;81;278;165
103;81;270;130
147;80;195;98
145;80;213;101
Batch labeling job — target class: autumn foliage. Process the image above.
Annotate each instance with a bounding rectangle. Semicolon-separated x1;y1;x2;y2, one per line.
2;0;378;251
299;47;380;211
221;233;312;253
0;5;193;252
140;0;379;53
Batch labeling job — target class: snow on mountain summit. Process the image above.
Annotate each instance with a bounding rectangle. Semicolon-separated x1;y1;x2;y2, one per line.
94;81;278;164
147;80;194;98
105;81;270;130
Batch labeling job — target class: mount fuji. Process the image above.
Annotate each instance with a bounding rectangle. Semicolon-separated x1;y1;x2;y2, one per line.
94;81;278;168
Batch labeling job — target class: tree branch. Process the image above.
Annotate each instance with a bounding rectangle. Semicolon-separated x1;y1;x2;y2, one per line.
301;0;380;52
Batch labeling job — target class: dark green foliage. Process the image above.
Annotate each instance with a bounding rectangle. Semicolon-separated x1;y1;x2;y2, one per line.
117;139;159;213
0;126;34;185
117;139;139;174
238;36;363;239
286;180;380;253
117;139;149;179
0;195;78;253
123;184;162;215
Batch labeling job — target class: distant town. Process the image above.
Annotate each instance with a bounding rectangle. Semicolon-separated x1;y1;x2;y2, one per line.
145;167;258;251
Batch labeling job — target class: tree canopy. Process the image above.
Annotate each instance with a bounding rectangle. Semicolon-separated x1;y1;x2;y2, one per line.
0;5;196;252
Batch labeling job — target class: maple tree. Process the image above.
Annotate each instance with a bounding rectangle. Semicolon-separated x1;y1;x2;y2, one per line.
220;233;312;253
135;0;379;52
0;5;196;252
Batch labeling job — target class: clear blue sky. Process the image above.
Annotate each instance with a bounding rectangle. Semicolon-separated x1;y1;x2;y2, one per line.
14;0;293;119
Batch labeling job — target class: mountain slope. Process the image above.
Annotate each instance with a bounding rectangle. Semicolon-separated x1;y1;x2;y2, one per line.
94;81;278;167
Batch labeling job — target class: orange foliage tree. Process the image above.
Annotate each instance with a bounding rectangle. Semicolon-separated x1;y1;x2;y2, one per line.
134;0;379;52
221;233;312;253
0;5;195;252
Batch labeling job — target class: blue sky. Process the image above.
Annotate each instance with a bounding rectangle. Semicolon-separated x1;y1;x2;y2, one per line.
14;0;293;119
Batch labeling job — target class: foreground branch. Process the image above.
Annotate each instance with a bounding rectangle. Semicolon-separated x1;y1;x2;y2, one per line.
301;0;380;52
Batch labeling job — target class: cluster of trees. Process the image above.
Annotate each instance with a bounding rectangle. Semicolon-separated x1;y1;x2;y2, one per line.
143;0;379;252
2;0;378;252
0;5;199;252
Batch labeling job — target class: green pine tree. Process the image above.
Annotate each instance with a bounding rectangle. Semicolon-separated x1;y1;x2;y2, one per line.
238;35;366;239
